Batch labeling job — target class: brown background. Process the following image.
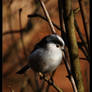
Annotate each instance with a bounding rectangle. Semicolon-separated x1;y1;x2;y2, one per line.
2;0;90;92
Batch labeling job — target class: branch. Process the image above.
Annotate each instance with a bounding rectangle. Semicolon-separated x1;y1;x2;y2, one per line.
58;0;65;33
73;7;80;14
74;18;88;52
58;0;78;92
39;0;56;34
3;30;23;35
39;72;63;92
62;0;84;92
38;1;63;92
18;8;27;59
3;13;88;63
28;13;61;31
78;0;89;48
63;48;78;92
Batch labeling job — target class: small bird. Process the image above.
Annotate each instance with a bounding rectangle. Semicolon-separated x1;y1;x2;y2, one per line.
16;34;65;74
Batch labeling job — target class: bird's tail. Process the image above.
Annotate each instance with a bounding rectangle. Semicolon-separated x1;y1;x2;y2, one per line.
16;64;30;74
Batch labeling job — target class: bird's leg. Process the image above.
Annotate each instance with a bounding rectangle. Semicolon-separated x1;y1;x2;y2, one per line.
39;72;54;86
39;71;56;85
50;70;56;84
39;72;46;80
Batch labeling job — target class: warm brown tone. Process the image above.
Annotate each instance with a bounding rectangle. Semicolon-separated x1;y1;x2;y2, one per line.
2;0;90;92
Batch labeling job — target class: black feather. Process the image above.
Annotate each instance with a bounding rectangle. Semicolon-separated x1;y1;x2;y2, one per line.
32;34;63;52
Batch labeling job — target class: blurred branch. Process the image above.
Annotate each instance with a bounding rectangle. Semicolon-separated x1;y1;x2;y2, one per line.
78;0;89;47
73;7;80;14
79;57;88;61
28;13;61;31
3;6;80;36
58;0;77;92
8;86;14;92
58;0;65;32
45;84;50;92
58;0;68;47
74;19;88;52
79;46;89;61
39;80;45;92
62;0;84;92
3;13;61;36
63;47;78;92
28;14;89;59
3;30;23;35
78;42;89;60
20;77;28;92
18;8;39;92
39;0;56;34
19;8;27;59
27;75;39;92
39;72;63;92
3;18;33;36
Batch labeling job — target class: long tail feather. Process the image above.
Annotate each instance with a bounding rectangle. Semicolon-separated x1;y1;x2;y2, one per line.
16;64;30;74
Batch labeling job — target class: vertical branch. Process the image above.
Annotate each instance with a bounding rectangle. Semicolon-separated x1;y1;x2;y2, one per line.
38;1;64;92
58;0;64;32
62;0;84;92
58;0;78;92
39;0;56;34
74;19;88;52
58;0;68;46
78;0;90;62
63;48;78;92
78;0;89;47
19;8;27;58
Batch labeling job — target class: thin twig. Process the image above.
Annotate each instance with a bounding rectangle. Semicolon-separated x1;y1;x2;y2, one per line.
73;7;80;14
74;18;88;52
39;72;63;92
28;13;61;31
58;0;65;32
39;0;56;34
78;0;89;48
58;0;68;46
3;30;23;35
79;47;89;60
63;48;78;92
18;8;28;92
19;8;27;58
79;57;88;61
3;6;80;36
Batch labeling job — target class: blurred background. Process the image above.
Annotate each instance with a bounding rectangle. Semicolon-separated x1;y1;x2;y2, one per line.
2;0;90;92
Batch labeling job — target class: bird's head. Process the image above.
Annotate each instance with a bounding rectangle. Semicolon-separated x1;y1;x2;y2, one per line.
45;34;65;51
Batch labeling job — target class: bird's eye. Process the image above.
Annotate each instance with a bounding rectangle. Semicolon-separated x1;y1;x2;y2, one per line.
56;44;60;48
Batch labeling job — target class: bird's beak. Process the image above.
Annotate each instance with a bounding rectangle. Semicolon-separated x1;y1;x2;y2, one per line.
61;47;64;52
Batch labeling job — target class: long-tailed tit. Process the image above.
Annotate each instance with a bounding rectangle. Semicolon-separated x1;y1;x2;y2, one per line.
16;34;65;74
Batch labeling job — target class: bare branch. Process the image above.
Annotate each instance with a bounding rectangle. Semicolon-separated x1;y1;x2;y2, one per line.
78;0;89;48
28;13;61;31
62;0;85;92
63;48;78;92
39;72;63;92
39;0;56;34
74;18;88;52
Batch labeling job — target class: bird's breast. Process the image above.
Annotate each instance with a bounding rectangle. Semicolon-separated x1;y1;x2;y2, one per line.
29;46;63;73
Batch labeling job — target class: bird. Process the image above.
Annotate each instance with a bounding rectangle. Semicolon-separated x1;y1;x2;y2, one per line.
16;34;65;74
